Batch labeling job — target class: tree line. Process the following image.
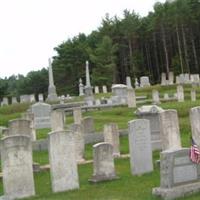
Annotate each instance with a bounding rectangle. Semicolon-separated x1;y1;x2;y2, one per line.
1;0;200;98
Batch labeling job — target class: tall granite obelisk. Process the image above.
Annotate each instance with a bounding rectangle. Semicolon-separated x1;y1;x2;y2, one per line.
84;61;94;105
46;58;59;102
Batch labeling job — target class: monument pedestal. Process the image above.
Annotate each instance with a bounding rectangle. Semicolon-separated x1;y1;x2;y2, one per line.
47;86;59;102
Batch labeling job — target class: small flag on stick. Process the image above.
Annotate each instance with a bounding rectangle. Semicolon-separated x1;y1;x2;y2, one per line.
190;137;200;164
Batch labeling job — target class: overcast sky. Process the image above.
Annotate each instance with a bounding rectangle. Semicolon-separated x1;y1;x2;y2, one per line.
0;0;165;78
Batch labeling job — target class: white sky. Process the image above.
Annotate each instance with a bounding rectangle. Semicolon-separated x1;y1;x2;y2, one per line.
0;0;165;78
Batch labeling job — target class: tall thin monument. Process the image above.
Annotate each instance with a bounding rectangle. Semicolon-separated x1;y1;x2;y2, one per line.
47;58;59;102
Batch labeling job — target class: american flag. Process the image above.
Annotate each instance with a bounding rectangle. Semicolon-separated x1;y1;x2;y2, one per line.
190;138;200;164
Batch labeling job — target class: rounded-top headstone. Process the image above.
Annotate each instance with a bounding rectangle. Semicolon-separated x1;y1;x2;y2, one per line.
135;105;164;115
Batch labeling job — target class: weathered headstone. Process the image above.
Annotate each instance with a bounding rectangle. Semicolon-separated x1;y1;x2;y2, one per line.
153;148;200;200
31;102;51;129
94;86;99;94
89;142;118;182
176;76;180;84
1;135;35;199
152;90;160;104
102;85;108;93
163;93;169;100
73;107;82;124
20;95;30;103
159;109;181;150
38;93;44;102
82;116;95;134
190;74;200;85
161;73;167;86
135;78;139;88
191;89;196;102
30;94;36;103
2;97;8;106
11;97;18;104
51;110;65;131
177;85;184;102
46;58;59;102
135;105;164;150
95;99;101;105
128;119;153;175
48;130;79;192
169;71;174;85
126;76;133;89
140;76;150;87
71;124;85;162
104;123;120;157
127;88;136;108
111;84;127;104
79;78;84;96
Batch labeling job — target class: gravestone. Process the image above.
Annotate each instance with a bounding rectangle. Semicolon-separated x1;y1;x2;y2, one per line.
127;88;136;108
159;109;181;150
191;89;196;102
102;85;108;93
1;135;35;199
126;76;133;89
135;105;164;150
135;78;139;88
89;142;118;182
95;99;101;105
31;102;51;129
20;95;30;103
164;93;169;100
177;85;184;102
169;71;174;85
190;74;200;85
94;86;99;94
152;90;160;104
46;58;59;102
176;76;180;84
30;94;36;102
11;97;18;104
73;107;82;124
48;130;79;192
2;97;8;106
71;124;85;162
38;93;44;102
161;73;167;86
82;117;95;134
128;119;153;175
79;78;84;96
179;74;185;84
153;148;200;200
50;110;65;131
190;107;200;147
104;123;120;157
111;84;127;104
140;76;150;87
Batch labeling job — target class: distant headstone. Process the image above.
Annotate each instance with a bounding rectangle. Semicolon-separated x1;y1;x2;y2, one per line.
191;89;196;102
102;85;108;93
177;85;184;102
126;76;133;89
104;123;120;157
82;117;95;134
30;94;36;103
140;76;150;87
2;97;8;106
163;93;169;100
94;86;99;94
128;119;153;175
127;88;136;108
153;148;200;200
190;74;200;85
1;135;35;199
111;84;127;104
79;78;84;96
31;102;51;129
20;95;31;103
11;97;18;104
38;93;44;102
176;76;180;84
135;78;139;88
50;110;65;131
48;130;79;192
95;99;101;105
89;142;118;182
161;73;167;86
152;90;160;104
159;109;181;150
169;71;174;85
73;107;82;124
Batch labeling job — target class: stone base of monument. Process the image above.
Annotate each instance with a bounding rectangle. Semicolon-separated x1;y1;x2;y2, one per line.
89;174;119;183
153;182;200;200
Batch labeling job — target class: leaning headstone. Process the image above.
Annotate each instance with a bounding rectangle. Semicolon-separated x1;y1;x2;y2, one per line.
135;105;164;150
128;119;153;175
104;123;120;157
38;93;44;102
1;135;35;199
177;85;184;102
161;73;167;86
94;86;99;94
159;109;181;150
140;76;150;87
50;110;65;131
82;116;95;134
190;107;200;147
152;90;160;104
11;97;18;104
89;142;118;182
191;89;196;102
73;107;82;124
102;85;108;93
2;97;8;106
48;130;79;192
79;78;84;96
127;88;136;108
153;148;200;200
126;76;133;89
168;71;174;85
31;102;51;129
71;124;85;162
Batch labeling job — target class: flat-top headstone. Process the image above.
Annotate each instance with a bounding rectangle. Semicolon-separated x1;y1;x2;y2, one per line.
31;102;51;129
50;110;65;131
159;109;181;150
102;85;108;93
2;97;8;106
38;94;44;102
1;135;35;199
140;76;150;87
73;107;82;124
127;88;136;108
89;142;118;182
152;90;160;104
191;89;196;102
104;123;120;157
94;86;99;94
128;119;153;175
82;116;95;134
169;71;174;85
11;97;18;104
161;73;167;86
48;130;79;192
126;76;133;89
177;85;184;102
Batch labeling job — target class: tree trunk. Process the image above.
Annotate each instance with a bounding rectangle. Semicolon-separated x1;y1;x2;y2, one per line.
153;32;160;82
128;39;135;78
